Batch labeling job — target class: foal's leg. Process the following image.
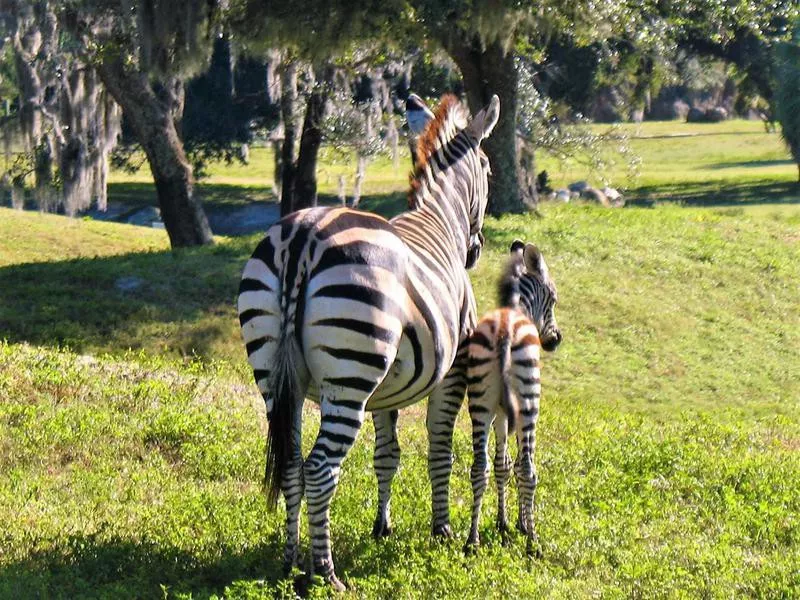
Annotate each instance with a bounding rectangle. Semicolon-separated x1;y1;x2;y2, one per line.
492;415;513;543
515;417;540;557
372;409;400;538
465;402;493;551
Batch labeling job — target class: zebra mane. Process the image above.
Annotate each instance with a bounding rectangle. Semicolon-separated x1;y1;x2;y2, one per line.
408;94;469;209
498;252;525;309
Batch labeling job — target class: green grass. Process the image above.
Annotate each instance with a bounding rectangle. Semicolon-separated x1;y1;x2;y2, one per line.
2;194;800;597
2;119;799;597
95;120;799;215
541;120;799;210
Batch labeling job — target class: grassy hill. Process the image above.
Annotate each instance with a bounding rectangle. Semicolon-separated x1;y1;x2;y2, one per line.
1;195;799;597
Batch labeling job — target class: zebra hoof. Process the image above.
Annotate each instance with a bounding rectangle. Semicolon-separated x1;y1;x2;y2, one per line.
499;529;511;547
302;572;347;594
327;574;347;593
526;536;543;559
463;539;479;555
432;523;453;539
372;517;393;539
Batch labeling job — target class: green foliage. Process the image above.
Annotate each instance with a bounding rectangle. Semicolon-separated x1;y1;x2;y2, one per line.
516;57;639;182
231;0;409;59
0;42;17;105
774;18;800;177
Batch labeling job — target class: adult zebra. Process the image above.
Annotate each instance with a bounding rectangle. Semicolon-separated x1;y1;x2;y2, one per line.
238;94;499;590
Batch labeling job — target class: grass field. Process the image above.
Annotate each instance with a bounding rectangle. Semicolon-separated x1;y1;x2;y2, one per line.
1;119;800;598
98;119;800;215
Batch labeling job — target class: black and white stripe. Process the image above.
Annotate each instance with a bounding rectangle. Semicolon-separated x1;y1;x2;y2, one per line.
464;240;561;556
238;94;500;589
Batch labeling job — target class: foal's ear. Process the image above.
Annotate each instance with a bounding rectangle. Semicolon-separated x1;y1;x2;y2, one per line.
523;243;549;279
510;239;525;253
466;95;500;141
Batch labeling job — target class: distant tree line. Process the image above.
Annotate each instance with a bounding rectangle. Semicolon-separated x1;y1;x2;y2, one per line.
0;0;797;247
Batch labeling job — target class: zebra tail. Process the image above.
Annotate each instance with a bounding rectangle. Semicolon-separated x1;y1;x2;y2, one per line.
264;328;304;510
498;335;519;432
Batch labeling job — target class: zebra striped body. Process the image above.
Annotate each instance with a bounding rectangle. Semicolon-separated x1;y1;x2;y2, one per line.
465;241;561;555
238;94;500;589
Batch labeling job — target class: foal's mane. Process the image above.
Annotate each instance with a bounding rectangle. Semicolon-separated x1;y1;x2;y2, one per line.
407;94;469;209
498;252;525;309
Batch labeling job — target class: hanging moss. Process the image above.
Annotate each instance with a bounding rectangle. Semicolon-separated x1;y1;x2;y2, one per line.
7;1;121;215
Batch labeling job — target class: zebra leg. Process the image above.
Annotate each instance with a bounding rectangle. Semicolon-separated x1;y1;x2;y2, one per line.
426;346;468;538
372;409;400;539
280;394;305;575
493;415;513;544
304;395;368;592
464;403;493;553
515;425;541;558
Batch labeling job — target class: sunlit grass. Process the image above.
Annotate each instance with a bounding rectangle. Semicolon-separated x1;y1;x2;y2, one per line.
98;119;798;213
2;119;800;597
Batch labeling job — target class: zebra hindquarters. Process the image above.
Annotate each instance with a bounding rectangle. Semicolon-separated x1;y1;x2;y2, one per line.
299;261;407;590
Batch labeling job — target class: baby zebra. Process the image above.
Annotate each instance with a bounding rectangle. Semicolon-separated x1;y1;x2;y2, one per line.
465;240;562;555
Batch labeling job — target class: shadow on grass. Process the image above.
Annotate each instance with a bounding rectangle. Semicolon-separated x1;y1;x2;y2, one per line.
706;159;796;170
0;526;454;599
0;191;412;359
0;534;286;599
633;129;773;140
108;182;275;211
0;240;254;360
627;180;800;208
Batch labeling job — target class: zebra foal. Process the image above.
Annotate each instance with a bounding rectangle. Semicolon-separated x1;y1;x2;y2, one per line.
465;240;561;556
238;94;500;590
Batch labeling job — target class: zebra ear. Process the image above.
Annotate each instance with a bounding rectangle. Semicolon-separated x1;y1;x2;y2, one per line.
510;239;525;253
406;93;434;135
467;94;500;141
523;244;549;279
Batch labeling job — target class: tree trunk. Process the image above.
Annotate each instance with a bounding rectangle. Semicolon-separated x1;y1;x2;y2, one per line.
278;62;331;216
279;62;299;217
445;37;534;215
293;86;328;210
97;57;213;247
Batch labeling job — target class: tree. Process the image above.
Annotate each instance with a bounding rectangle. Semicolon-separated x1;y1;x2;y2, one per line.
775;19;800;181
232;0;411;215
671;0;797;118
1;0;120;215
56;0;221;247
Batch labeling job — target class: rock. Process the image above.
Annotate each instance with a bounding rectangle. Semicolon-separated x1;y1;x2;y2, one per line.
581;187;610;207
115;276;144;292
568;181;590;194
205;202;281;235
706;106;728;122
83;202;134;222
126;206;161;227
686;107;707;123
601;187;622;202
555;189;571;203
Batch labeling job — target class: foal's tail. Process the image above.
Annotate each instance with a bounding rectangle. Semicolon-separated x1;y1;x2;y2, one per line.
497;334;519;432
